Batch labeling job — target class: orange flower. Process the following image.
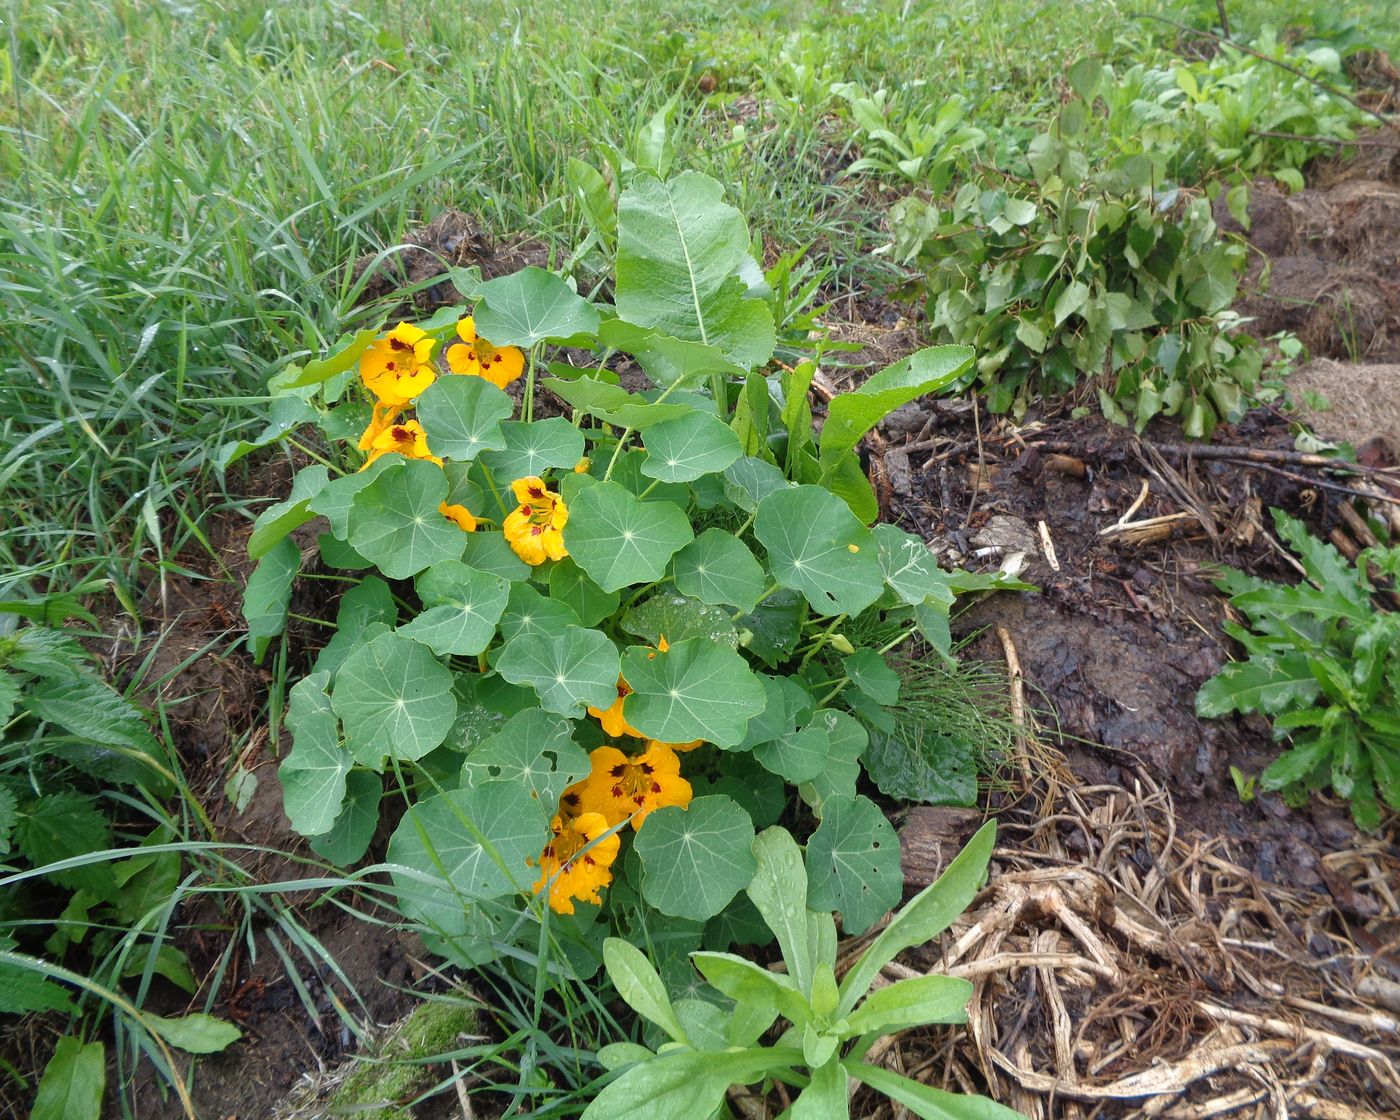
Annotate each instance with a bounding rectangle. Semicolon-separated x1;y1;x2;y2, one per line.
439;502;477;532
531;812;620;914
502;476;568;565
357;401;400;451
575;742;692;829
446;316;525;390
360;419;444;469
360;322;437;406
588;679;643;739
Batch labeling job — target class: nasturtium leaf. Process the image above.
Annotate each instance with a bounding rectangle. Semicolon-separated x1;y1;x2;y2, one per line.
549;558;620;627
739;674;815;750
806;794;902;935
458;532;531;582
248;464;327;560
622;591;738;650
607;449;693;507
332;631;457;765
615;172;775;369
799;710;867;815
597;320;747;389
460;709;590;808
872;524;956;606
398;561;509;656
317;533;371;571
843;650;900;706
621;638;765;747
497;581;582;643
415;375;512;461
722;456;789;513
753;725;828;782
672;530;765;612
641;412;743;483
347;459;465;580
443;671;539;753
545;377;691;429
635;797;757;921
754;485;882;617
242;536;301;661
819;346;974;471
309;771;382;866
480;419;585;483
564;481;694;592
707;762;787;830
474;266;601;347
737;589;805;669
281;673;351;836
316;575;396;677
308;454;399;538
494;625;620;717
387;784;549;935
864;722;977;806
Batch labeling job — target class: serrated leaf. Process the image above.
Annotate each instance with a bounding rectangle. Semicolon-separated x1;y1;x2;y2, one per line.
281;673;352;836
806;794;901;935
460;709;590;808
31;1037;105;1120
242;535;301;660
347;458;464;580
755;485;882;617
480;419;586;482
415;375;513;461
622;591;738;649
616;172;775;369
8;627;89;677
641;411;743;483
473;266;601;347
332;631;457;765
26;671;169;790
563;481;694;592
0;949;73;1014
387;784;548;934
635;797;757;921
621;638;765;747
865;722;977;807
0;674;19;727
0;785;15;855
309;771;382;866
819;347;974;471
1196;654;1320;718
671;529;765;611
548;558;620;627
398;561;509;656
494;624;620;717
15;793;116;900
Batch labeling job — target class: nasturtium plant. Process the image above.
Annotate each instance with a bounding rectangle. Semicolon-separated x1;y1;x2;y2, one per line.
246;168;1023;986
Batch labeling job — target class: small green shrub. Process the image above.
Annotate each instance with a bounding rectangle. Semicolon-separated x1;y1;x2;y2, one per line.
1197;510;1400;829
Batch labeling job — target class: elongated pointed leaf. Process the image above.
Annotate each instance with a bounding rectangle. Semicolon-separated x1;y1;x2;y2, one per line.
747;827;815;998
604;938;690;1045
597;320;747;389
848;975;972;1035
31;1037;105;1120
844;1061;1025;1120
1196;653;1320;718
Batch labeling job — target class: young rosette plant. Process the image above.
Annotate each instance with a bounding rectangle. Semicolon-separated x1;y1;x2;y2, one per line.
1197;509;1400;829
242;168;998;974
585;821;1021;1120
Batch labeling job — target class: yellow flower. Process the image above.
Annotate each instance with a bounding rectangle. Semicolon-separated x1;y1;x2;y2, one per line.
531;812;620;915
360;322;437;406
439;502;477;532
588;679;643;739
573;457;591;474
575;742;692;829
502;476;568;565
357;401;400;451
360;419;444;469
446;316;525;390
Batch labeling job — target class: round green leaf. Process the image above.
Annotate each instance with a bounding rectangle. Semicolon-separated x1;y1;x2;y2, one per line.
460;708;590;808
672;529;765;611
635;796;757;921
416;375;513;461
347;458;465;580
309;771;382;866
620;638;765;747
398;561;510;656
752;725;828;782
282;673;352;836
641;412;743;483
459;531;531;581
754;485;882;617
564;481;694;593
622;591;738;650
498;582;582;643
494;624;620;717
332;631;457;765
473;266;601;347
722;456;789;513
480;418;585;483
872;524;957;607
805;794;902;935
548;558;620;627
799;710;868;815
387;784;549;936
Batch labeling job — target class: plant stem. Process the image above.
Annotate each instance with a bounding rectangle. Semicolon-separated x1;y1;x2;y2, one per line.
799;612;846;669
734;582;782;620
523;341;542;423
